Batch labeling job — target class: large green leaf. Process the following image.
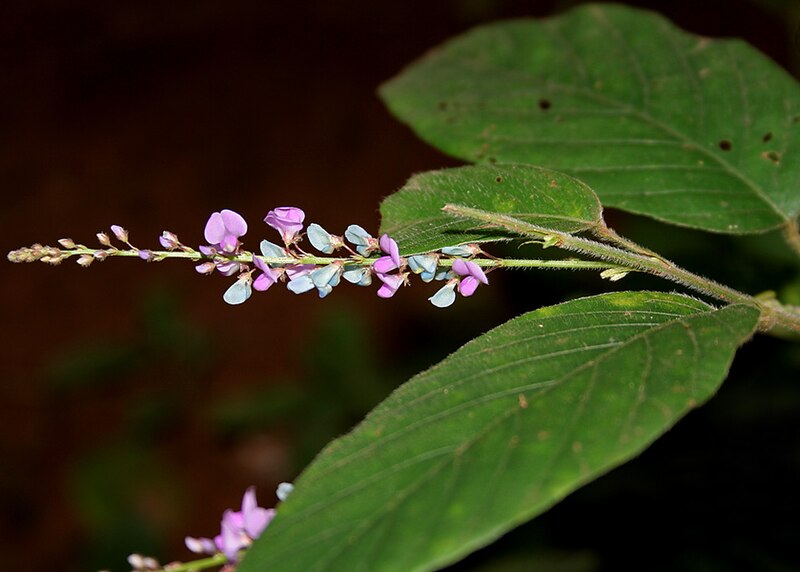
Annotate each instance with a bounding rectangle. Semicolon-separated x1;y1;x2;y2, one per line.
380;4;800;234
379;164;602;254
240;292;758;572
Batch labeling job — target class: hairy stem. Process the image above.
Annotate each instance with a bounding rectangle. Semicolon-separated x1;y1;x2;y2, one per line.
444;204;800;337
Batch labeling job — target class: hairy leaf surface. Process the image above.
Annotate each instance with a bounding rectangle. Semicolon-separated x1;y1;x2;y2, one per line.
241;292;758;572
381;4;800;234
379;164;602;254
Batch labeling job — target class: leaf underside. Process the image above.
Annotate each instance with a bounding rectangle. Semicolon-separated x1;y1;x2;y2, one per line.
379;163;602;254
380;4;800;234
240;292;758;572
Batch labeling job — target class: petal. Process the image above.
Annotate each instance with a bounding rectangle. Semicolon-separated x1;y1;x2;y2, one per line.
441;244;479;257
376;273;404;298
260;239;287;259
451;258;470;276
204;212;226;244
458;275;479;296
465;260;489;284
253;270;279;291
219;233;239;253
220;209;248;237
310;263;341;288
343;266;372;286
223;279;252;305
429;283;457;307
372;255;398;274
285;264;316;279
287;274;315;294
307;223;335;254
185;536;216;555
408;254;438;275
244;507;275;539
344;224;372;246
199;245;216;256
380;234;401;266
216;261;241;276
276;482;294;502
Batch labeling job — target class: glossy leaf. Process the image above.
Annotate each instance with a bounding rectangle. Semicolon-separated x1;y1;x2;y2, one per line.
379;164;602;254
380;4;800;234
240;292;758;572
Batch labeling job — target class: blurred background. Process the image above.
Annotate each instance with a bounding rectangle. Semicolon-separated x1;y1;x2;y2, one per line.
1;1;799;570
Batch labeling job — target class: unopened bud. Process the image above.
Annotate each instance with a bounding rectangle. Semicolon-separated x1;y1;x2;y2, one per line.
58;238;76;249
77;254;94;267
159;231;179;250
96;232;111;246
110;225;128;242
93;250;108;261
195;261;216;274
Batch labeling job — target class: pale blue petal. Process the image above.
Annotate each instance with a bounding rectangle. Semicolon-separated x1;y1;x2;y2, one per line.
408;254;438;275
420;270;436;283
441;245;474;257
287;275;315;294
276;482;294;502
307;223;335;254
223;280;252;305
310;263;341;288
429;283;457;308
343;266;372;286
344;224;371;246
435;270;454;281
260;239;286;258
317;284;333;298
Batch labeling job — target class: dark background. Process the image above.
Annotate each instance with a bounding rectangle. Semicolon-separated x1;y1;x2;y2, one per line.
2;1;799;570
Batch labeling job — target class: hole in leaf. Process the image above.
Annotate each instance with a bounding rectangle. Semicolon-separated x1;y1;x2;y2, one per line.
762;150;781;164
495;176;503;183
762;132;773;142
718;140;732;151
538;98;551;110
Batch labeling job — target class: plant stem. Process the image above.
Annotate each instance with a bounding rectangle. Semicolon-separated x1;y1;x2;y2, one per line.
443;204;800;337
156;553;228;572
7;246;618;272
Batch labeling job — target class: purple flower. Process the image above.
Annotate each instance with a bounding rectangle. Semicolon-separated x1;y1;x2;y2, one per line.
379;234;401;267
159;231;179;250
253;257;282;292
452;258;488;296
185;487;276;563
376;272;407;299
428;260;489;308
345;224;378;256
265;207;305;245
205;210;248;254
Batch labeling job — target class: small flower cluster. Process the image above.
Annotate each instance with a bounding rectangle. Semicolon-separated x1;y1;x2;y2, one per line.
183;485;290;563
7;207;492;308
121;484;293;572
174;206;490;307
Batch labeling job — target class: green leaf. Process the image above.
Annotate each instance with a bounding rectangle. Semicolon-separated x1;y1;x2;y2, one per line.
380;4;800;234
240;292;758;572
379;164;602;254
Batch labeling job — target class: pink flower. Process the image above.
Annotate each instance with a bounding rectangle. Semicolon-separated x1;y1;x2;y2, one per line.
204;210;248;254
185;487;276;563
253;257;282;291
265;207;305;245
376;272;407;298
379;234;401;267
452;258;489;296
